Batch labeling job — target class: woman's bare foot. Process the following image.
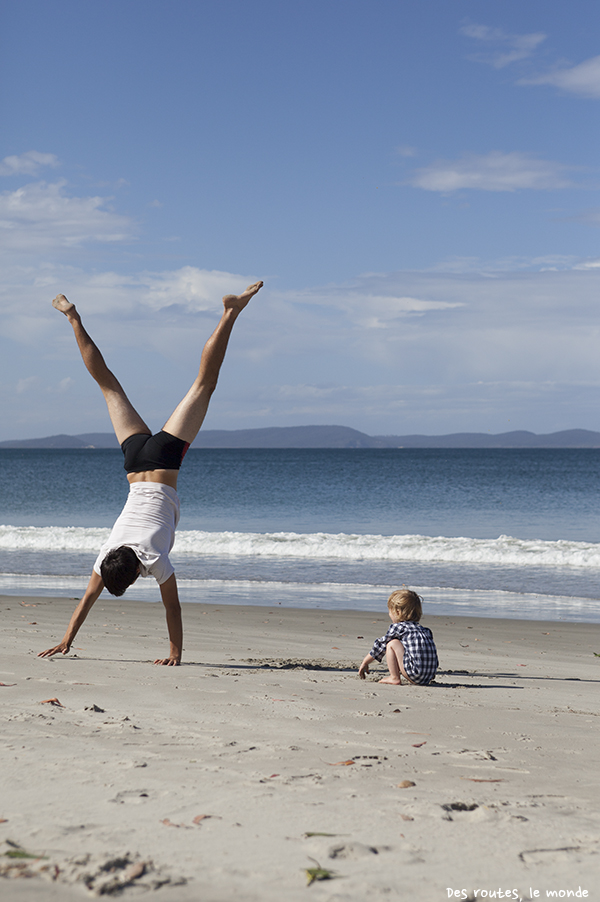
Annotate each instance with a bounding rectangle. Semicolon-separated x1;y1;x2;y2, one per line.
222;281;263;313
379;676;402;685
52;294;76;316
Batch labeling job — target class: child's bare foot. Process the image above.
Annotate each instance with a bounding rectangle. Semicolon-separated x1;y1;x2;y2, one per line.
379;676;402;684
222;281;263;313
52;294;76;316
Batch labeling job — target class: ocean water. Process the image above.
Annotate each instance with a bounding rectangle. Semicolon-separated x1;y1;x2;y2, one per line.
1;447;600;622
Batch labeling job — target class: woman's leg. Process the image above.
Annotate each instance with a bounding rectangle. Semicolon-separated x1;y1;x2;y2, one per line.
53;295;150;445
163;281;262;444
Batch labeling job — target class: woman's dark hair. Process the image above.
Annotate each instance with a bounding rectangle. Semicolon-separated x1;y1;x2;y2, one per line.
100;546;140;597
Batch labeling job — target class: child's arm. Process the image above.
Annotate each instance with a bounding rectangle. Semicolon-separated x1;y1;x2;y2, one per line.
358;653;375;679
155;573;183;666
359;627;390;678
38;570;104;657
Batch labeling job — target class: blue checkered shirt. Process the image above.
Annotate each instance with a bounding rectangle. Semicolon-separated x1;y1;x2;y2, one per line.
369;621;438;685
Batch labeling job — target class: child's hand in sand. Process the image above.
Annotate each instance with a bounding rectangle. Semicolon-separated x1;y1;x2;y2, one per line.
358;654;373;679
38;640;71;658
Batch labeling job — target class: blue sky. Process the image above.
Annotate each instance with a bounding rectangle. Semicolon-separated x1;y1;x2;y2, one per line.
1;0;599;441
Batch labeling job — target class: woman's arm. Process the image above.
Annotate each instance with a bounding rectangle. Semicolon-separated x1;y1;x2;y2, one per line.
38;570;104;658
155;573;183;666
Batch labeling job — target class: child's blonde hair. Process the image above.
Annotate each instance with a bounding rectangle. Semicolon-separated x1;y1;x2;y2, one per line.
387;589;422;623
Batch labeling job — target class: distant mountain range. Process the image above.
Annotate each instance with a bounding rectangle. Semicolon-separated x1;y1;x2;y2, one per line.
2;426;600;449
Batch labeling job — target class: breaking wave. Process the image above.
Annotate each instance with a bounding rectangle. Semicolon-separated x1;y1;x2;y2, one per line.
2;525;600;570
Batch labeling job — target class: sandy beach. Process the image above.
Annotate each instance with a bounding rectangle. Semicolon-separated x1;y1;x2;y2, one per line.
1;593;599;902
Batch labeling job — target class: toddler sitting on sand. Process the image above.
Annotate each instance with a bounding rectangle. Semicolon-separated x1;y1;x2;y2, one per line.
358;589;438;685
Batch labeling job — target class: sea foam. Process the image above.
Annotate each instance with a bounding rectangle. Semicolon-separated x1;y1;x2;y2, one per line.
1;525;600;569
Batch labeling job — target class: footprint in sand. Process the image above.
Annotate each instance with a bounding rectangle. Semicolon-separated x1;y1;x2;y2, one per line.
328;842;385;859
109;789;152;804
519;844;599;865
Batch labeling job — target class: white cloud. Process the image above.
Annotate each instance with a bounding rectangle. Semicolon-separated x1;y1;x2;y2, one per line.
0;151;59;176
203;375;600;436
573;257;600;270
396;145;417;158
407;151;575;193
291;289;462;324
429;254;580;274
562;207;600;228
16;376;37;394
462;25;600;99
48;376;75;394
460;22;546;69
140;266;251;312
520;55;600;98
0;264;259;349
2;258;600;438
0;180;134;251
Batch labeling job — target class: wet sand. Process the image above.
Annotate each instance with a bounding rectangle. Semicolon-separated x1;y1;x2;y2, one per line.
1;594;599;901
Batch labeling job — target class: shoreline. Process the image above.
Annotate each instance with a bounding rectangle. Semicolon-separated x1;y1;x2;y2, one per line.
2;594;599;900
1;575;599;624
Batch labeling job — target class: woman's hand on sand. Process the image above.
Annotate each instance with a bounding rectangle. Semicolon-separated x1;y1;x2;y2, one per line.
38;641;71;658
153;656;181;666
